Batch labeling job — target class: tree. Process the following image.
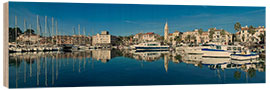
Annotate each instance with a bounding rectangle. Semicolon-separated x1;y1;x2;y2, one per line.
220;29;226;36
174;36;182;43
198;28;203;35
157;36;164;41
24;29;35;35
248;25;256;35
258;33;265;44
9;27;23;42
191;35;196;40
208;28;215;40
185;35;191;43
169;38;173;43
234;22;241;32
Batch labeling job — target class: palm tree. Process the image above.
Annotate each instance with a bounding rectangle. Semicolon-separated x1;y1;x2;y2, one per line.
185;35;191;43
191;35;196;40
174;36;182;44
248;25;256;35
191;35;197;44
234;22;241;32
208;28;215;40
258;33;265;44
198;28;203;35
221;29;226;36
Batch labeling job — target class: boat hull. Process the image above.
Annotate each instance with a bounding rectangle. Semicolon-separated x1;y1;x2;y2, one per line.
231;54;259;60
201;48;231;58
135;46;169;51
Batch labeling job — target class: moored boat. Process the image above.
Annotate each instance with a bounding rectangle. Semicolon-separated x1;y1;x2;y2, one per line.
133;42;169;51
201;48;231;58
231;53;259;60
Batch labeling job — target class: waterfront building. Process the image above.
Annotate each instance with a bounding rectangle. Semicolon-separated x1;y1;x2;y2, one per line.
92;50;111;63
133;32;160;43
164;22;169;42
92;31;116;46
17;34;40;44
200;32;210;43
168;31;182;44
71;35;91;45
209;28;232;45
238;25;250;42
181;29;200;43
237;25;265;43
253;26;265;43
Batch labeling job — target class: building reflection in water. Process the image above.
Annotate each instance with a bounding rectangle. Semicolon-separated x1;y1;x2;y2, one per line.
92;50;111;63
8;49;265;87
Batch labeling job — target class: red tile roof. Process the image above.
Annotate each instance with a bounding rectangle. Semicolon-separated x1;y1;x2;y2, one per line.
146;32;154;34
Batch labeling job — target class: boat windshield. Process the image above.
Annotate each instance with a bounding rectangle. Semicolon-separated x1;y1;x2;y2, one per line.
216;46;221;50
147;44;158;46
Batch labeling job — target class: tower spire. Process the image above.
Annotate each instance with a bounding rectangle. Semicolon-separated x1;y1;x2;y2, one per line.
164;21;169;42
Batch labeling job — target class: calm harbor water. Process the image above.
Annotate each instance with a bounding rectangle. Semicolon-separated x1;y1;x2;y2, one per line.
9;50;265;88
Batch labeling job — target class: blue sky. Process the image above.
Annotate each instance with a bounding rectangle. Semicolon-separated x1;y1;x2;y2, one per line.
9;2;265;36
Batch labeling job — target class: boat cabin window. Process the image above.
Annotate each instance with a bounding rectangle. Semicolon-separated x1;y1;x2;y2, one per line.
233;47;237;50
147;44;158;46
227;47;232;50
147;53;158;55
216;46;221;50
238;47;241;50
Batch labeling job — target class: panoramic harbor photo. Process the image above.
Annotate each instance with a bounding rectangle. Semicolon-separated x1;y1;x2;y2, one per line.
5;2;265;88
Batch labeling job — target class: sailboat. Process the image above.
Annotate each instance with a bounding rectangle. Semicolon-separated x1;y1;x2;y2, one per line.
36;15;44;51
78;27;89;50
13;16;22;52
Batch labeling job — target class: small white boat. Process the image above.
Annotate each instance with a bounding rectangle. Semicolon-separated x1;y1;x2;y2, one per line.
14;48;22;52
78;45;89;51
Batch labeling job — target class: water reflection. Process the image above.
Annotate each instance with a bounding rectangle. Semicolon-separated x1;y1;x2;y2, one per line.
9;49;265;88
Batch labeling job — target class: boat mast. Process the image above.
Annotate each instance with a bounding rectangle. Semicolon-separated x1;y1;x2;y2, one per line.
73;26;75;45
45;16;47;45
51;17;54;45
83;27;86;45
37;15;40;46
78;24;80;45
24;19;26;45
56;20;58;45
29;24;32;45
15;16;17;47
59;30;61;45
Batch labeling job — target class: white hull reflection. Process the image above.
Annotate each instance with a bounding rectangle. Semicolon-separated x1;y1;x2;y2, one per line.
202;57;230;65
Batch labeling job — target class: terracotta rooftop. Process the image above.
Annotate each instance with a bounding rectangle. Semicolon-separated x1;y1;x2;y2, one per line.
145;32;154;34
